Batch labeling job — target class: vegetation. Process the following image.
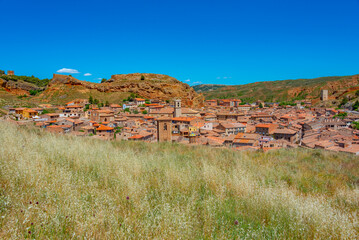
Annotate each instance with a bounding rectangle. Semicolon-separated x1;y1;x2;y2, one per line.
29;89;41;96
0;74;50;88
141;75;145;80
352;121;359;130
279;101;296;107
101;78;107;83
353;100;359;111
195;75;356;102
333;112;348;119
339;97;349;108
0;122;358;239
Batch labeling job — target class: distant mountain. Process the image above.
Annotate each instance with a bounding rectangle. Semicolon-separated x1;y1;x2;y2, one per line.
192;84;227;93
194;75;359;103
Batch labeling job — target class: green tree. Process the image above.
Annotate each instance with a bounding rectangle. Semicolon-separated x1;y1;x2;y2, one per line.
356;90;359;97
94;99;100;105
89;96;94;104
259;103;263;108
0;70;5;75
353;100;359;111
105;101;110;107
339;97;348;108
333;112;348;119
101;78;107;83
142;110;148;114
133;110;139;114
29;90;39;96
141;75;145;80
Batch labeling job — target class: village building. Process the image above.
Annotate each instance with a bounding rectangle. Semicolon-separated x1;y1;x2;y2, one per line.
157;117;172;142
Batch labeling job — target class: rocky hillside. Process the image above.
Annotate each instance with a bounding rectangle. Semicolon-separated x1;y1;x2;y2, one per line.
195;74;359;103
37;73;204;107
0;75;45;95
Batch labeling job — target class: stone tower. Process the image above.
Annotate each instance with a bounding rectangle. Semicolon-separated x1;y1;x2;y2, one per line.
321;90;328;101
174;99;181;118
157;117;172;142
7;70;14;76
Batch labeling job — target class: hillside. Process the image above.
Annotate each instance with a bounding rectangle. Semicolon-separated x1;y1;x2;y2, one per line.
0;121;358;239
195;74;359;103
36;73;204;107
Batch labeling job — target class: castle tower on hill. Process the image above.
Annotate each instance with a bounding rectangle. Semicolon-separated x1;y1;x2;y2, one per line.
321;90;328;101
174;99;181;118
157;117;172;142
7;70;14;76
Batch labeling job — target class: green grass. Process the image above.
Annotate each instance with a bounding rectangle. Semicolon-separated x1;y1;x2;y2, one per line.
0;122;358;239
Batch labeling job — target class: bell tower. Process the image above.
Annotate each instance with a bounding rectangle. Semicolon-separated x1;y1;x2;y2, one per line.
174;99;181;118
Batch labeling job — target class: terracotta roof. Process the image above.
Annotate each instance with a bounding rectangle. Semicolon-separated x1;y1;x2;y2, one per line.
128;135;144;139
274;128;297;135
172;117;196;122
97;125;114;131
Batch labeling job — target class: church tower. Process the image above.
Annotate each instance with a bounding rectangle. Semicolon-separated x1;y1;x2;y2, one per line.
174;99;181;118
157;117;172;142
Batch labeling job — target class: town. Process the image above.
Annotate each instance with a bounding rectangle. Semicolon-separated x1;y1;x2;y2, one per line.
2;86;359;155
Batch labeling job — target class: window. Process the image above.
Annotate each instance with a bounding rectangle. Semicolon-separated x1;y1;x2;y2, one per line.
164;123;167;131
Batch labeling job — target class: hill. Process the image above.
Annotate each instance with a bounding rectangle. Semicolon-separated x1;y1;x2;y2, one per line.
38;73;204;107
0;121;358;239
192;84;226;92
0;73;204;107
195;74;359;103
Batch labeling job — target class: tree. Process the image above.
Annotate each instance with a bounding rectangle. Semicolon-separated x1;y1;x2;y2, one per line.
142;110;148;114
133;110;139;114
0;70;4;75
29;90;39;96
334;112;348;119
105;101;110;107
89;96;94;104
353;100;359;111
356;90;359;97
94;99;99;105
141;75;145;80
259;103;263;108
339;97;348;108
101;78;107;83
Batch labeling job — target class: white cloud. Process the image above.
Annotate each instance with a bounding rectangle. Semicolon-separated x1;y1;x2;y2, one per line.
193;81;202;85
184;79;190;82
56;68;80;74
84;73;92;76
97;78;102;80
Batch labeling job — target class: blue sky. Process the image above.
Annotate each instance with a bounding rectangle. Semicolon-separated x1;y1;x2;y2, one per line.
1;0;359;85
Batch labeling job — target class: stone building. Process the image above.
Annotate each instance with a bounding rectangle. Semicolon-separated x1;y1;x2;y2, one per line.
321;90;328;101
157;117;172;142
7;70;14;76
174;99;181;117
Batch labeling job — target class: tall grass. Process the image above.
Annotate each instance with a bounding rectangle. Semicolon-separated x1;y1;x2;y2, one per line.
0;121;358;239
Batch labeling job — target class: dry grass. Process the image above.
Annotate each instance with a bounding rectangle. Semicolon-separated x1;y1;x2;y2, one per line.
0;121;358;239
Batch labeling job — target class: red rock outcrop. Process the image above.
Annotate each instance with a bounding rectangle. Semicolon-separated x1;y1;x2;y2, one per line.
48;73;204;107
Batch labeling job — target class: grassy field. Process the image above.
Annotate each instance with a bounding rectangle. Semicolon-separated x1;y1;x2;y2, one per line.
0;121;358;239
